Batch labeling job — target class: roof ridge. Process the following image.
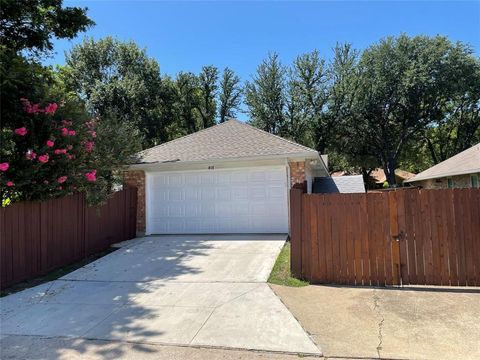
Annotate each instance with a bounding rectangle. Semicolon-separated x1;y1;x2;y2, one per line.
417;142;480;174
137;120;234;156
229;119;318;153
407;142;480;182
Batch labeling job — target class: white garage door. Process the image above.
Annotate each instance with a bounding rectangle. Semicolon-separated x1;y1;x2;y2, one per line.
146;166;289;234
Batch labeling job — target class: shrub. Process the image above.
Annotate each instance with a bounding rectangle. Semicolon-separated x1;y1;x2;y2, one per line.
0;98;105;204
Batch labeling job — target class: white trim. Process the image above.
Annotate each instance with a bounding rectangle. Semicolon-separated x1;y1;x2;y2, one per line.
406;168;480;183
129;151;322;171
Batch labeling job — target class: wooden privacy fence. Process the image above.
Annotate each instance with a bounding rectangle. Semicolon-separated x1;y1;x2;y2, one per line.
0;188;137;289
290;188;480;287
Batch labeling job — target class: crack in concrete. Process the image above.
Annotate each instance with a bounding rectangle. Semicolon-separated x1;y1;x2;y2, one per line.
188;284;263;344
373;289;385;359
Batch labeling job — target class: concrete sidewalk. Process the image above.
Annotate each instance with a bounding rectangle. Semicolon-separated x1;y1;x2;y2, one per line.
1;235;320;357
272;284;480;360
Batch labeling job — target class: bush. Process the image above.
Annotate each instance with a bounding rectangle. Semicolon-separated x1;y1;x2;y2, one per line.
0;98;104;204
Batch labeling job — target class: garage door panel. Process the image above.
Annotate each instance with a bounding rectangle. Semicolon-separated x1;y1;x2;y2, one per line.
168;174;183;186
250;187;267;200
216;188;231;201
268;186;285;199
201;188;216;201
168;189;183;201
201;203;215;217
249;171;266;182
230;172;248;183
232;187;248;200
185;188;199;201
148;167;288;234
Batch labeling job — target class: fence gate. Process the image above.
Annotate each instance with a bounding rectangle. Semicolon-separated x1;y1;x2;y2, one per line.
290;188;480;287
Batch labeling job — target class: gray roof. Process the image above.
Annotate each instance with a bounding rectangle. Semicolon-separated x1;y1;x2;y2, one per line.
313;175;366;194
406;143;480;183
134;119;319;164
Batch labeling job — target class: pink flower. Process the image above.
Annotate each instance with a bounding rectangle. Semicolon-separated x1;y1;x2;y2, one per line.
58;186;63;190
61;120;72;126
68;130;76;136
44;103;58;114
14;127;28;136
61;127;68;136
38;154;49;163
6;181;14;187
67;154;74;160
67;145;73;150
43;180;49;184
57;176;67;184
25;150;37;160
54;149;67;155
88;130;96;138
85;170;97;182
85;141;94;152
46;140;54;147
20;99;43;114
0;162;9;172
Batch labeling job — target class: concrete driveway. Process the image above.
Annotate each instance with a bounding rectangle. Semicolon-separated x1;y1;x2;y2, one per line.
272;284;480;360
1;234;320;357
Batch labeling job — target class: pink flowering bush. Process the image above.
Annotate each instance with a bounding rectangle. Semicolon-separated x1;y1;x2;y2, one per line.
0;98;104;204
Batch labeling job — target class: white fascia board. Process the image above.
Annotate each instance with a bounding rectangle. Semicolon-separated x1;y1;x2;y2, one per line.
127;151;320;171
405;168;480;183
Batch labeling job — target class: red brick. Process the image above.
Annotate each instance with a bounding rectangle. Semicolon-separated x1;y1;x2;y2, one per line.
123;170;145;234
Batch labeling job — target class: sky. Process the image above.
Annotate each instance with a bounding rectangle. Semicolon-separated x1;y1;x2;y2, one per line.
48;0;480;119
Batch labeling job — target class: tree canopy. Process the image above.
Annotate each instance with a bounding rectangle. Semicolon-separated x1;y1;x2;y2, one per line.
0;0;93;56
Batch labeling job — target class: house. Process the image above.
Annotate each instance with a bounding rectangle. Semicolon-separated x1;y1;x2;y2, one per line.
124;119;328;235
368;168;416;188
405;143;480;189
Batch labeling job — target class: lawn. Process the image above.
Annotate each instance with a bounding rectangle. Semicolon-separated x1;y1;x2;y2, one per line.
268;241;309;287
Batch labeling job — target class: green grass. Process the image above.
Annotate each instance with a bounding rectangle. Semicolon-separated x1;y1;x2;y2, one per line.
268;242;309;287
1;248;116;297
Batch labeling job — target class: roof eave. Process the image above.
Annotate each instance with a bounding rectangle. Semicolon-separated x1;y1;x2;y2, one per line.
127;151;321;171
405;168;480;183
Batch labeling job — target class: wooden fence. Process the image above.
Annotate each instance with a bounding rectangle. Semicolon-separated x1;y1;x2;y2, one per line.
0;188;137;289
290;188;480;287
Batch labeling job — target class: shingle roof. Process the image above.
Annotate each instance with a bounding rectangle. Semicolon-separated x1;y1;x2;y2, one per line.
313;175;366;194
406;143;480;183
133;119;319;164
369;168;416;183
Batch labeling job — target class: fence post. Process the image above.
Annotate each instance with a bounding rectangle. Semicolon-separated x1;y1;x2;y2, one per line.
290;187;304;278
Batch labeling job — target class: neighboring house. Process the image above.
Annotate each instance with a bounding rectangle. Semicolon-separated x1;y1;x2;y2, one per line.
313;175;365;193
369;168;416;188
405;143;480;189
124;119;328;235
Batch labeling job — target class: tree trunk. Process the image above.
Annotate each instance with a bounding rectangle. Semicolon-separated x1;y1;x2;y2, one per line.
383;157;397;187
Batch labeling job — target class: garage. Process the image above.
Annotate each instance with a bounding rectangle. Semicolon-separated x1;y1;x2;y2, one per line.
146;166;288;234
125;119;328;235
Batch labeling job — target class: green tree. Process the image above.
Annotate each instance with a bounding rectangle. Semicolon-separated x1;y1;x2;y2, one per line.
290;50;329;150
0;0;93;56
245;53;286;134
421;54;480;164
197;65;218;128
175;72;201;134
63;37;166;147
339;35;479;186
218;67;242;122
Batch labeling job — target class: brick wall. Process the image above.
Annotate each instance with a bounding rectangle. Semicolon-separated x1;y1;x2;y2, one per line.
123;170;146;234
289;161;306;188
416;174;475;189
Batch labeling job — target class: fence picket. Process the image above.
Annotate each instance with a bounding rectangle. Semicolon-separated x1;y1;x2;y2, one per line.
291;188;480;287
0;188;137;289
